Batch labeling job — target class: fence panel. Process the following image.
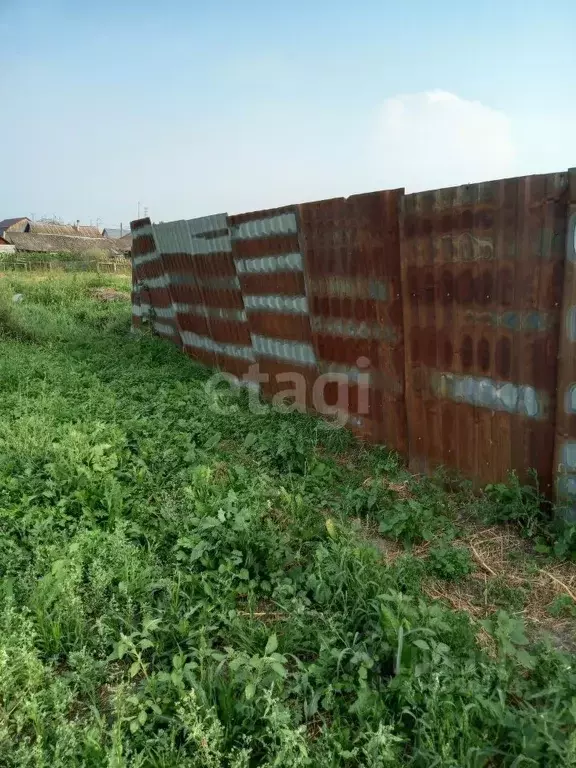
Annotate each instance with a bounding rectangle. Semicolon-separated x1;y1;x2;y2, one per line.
230;206;317;409
298;190;407;450
554;168;576;517
131;217;169;336
132;168;573;499
401;173;567;491
153;215;254;377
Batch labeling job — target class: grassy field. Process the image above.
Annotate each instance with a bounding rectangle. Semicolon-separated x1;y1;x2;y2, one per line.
1;273;576;767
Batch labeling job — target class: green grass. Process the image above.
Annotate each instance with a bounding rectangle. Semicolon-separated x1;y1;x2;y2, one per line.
1;273;576;766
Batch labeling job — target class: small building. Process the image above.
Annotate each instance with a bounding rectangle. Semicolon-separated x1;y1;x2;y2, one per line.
0;217;31;238
0;235;16;255
5;231;122;256
26;222;103;238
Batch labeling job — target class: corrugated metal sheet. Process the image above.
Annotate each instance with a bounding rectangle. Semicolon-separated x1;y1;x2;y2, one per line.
131;168;576;504
400;172;567;492
132;214;254;377
230;205;316;407
299;190;407;450
554;168;576;518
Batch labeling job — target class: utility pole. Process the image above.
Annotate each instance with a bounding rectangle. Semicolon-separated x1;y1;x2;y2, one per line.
137;201;141;219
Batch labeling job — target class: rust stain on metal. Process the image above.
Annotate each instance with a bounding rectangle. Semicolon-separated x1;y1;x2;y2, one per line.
132;168;574;503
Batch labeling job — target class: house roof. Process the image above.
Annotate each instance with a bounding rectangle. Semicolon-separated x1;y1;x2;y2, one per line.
0;217;30;231
27;223;103;238
116;233;133;252
5;231;122;255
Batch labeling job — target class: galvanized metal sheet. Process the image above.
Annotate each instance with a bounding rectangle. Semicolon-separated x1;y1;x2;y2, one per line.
251;334;317;366
235;252;303;274
231;212;298;240
231;207;313;384
244;295;308;314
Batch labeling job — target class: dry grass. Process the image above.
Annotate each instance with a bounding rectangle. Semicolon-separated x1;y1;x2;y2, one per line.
361;475;412;499
236;597;288;624
355;515;576;650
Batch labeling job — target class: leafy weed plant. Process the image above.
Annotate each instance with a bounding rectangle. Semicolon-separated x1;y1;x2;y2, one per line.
0;274;575;765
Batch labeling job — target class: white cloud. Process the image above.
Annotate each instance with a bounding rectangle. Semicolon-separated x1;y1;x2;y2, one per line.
374;90;517;192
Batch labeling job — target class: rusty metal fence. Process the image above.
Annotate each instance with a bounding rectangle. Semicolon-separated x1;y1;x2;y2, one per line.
131;167;576;510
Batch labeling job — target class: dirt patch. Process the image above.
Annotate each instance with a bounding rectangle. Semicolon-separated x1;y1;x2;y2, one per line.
91;287;129;302
236;597;288;624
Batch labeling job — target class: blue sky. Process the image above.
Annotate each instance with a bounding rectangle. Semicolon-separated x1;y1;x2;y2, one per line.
1;0;574;229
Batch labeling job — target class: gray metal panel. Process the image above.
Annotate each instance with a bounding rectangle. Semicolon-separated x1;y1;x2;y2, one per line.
251;334;316;366
232;212;298;240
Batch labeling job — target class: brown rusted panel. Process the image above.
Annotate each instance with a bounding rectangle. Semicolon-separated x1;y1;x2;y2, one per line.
131;173;572;496
554;169;576;513
183;346;216;369
192;252;237;279
257;359;317;411
131;217;151;232
132;234;156;256
200;288;245;310
315;334;379;368
402;262;561;312
401;172;567;491
234;234;301;259
158;253;193;274
169;284;203;305
239;271;306;296
299;189;407;454
404;205;501;239
401;192;429;473
208;318;252;346
136;259;164;281
213;355;254;381
247;312;313;342
177;313;210;336
230;205;315;396
142;287;172;308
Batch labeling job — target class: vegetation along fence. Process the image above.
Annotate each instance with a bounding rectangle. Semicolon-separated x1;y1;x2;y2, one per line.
131;167;576;512
0;259;130;274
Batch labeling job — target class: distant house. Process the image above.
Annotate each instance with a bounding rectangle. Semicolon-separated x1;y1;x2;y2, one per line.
27;222;103;238
0;235;16;254
0;217;31;238
116;233;133;254
5;231;122;256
